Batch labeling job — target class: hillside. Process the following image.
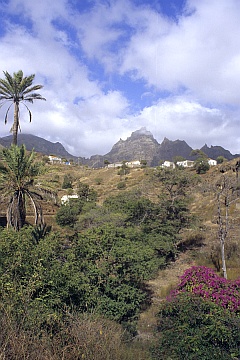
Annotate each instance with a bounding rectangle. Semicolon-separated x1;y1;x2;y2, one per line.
0;152;239;359
18;157;240;266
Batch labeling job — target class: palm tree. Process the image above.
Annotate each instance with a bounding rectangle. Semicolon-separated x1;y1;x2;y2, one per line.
0;144;52;231
0;70;46;145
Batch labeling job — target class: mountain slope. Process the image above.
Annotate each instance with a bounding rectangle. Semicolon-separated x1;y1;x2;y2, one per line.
0;134;82;161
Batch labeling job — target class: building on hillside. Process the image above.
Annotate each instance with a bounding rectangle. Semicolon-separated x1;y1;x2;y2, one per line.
106;162;123;168
176;160;194;168
161;161;175;169
61;194;79;204
126;160;141;168
208;159;217;166
49;155;62;164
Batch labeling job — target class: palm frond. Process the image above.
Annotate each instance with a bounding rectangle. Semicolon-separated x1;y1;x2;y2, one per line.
4;103;13;124
24;93;46;102
19;74;35;93
22;84;43;95
3;71;15;89
0;100;11;107
13;70;23;86
22;103;32;122
0;82;14;96
26;189;44;225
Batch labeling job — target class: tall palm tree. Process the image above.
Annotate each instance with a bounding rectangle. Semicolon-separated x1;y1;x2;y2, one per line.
0;70;46;145
0;144;52;231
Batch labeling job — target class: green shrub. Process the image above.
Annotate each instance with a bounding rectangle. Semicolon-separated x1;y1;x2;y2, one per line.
62;174;73;189
152;294;240;360
117;181;126;189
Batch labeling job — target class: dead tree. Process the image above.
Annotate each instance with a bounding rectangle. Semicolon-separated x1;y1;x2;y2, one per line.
215;175;239;279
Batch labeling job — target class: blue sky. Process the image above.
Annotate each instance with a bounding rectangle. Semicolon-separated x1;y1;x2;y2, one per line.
0;0;240;157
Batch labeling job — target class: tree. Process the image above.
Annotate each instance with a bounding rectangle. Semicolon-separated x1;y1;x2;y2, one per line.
0;145;51;230
215;175;239;279
191;149;210;174
217;156;227;164
173;155;185;164
0;70;46;145
194;157;210;174
62;173;73;189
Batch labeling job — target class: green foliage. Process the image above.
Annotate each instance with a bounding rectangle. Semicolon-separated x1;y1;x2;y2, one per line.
74;224;158;324
104;159;110;166
62;173;73;189
42;155;50;164
191;149;208;158
152;294;240;360
140;159;147;168
154;167;197;200
56;182;97;228
0;227;92;329
77;181;97;202
0;145;49;230
217;155;227;164
75;206;126;231
194;158;210;174
173;155;185;164
103;190;152;226
0;223;157;331
117;162;130;176
56;199;82;227
153;167;196;234
117;181;126;189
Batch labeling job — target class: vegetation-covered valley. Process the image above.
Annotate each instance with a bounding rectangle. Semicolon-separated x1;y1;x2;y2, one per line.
0;146;240;359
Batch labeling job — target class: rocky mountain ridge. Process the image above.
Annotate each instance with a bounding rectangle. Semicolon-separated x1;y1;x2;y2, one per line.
0;129;238;167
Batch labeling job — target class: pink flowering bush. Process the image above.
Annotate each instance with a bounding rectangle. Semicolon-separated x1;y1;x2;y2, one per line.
168;266;240;313
151;266;240;359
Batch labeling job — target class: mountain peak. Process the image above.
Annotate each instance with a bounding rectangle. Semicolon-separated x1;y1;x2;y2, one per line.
131;127;153;137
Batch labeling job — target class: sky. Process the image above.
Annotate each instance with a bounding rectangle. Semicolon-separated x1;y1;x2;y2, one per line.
0;0;240;158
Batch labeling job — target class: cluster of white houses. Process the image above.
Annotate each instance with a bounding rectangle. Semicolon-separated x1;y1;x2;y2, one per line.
107;158;217;169
162;158;217;169
49;155;217;169
106;160;142;168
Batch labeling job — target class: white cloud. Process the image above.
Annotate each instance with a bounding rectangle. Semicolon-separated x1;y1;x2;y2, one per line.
130;97;239;154
119;0;240;104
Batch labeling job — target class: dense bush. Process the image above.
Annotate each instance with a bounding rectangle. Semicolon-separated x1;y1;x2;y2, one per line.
151;266;240;359
62;173;74;189
152;294;240;360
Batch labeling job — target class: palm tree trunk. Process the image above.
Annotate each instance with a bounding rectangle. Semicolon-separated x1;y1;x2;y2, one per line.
7;191;26;230
12;102;19;145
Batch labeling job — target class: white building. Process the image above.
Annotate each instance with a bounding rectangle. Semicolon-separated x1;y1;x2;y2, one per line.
208;159;217;166
49;155;62;164
126;160;141;168
61;194;79;205
161;161;175;169
176;160;194;168
106;162;123;168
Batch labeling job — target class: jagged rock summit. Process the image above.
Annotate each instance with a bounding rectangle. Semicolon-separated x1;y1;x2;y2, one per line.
102;127;160;165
